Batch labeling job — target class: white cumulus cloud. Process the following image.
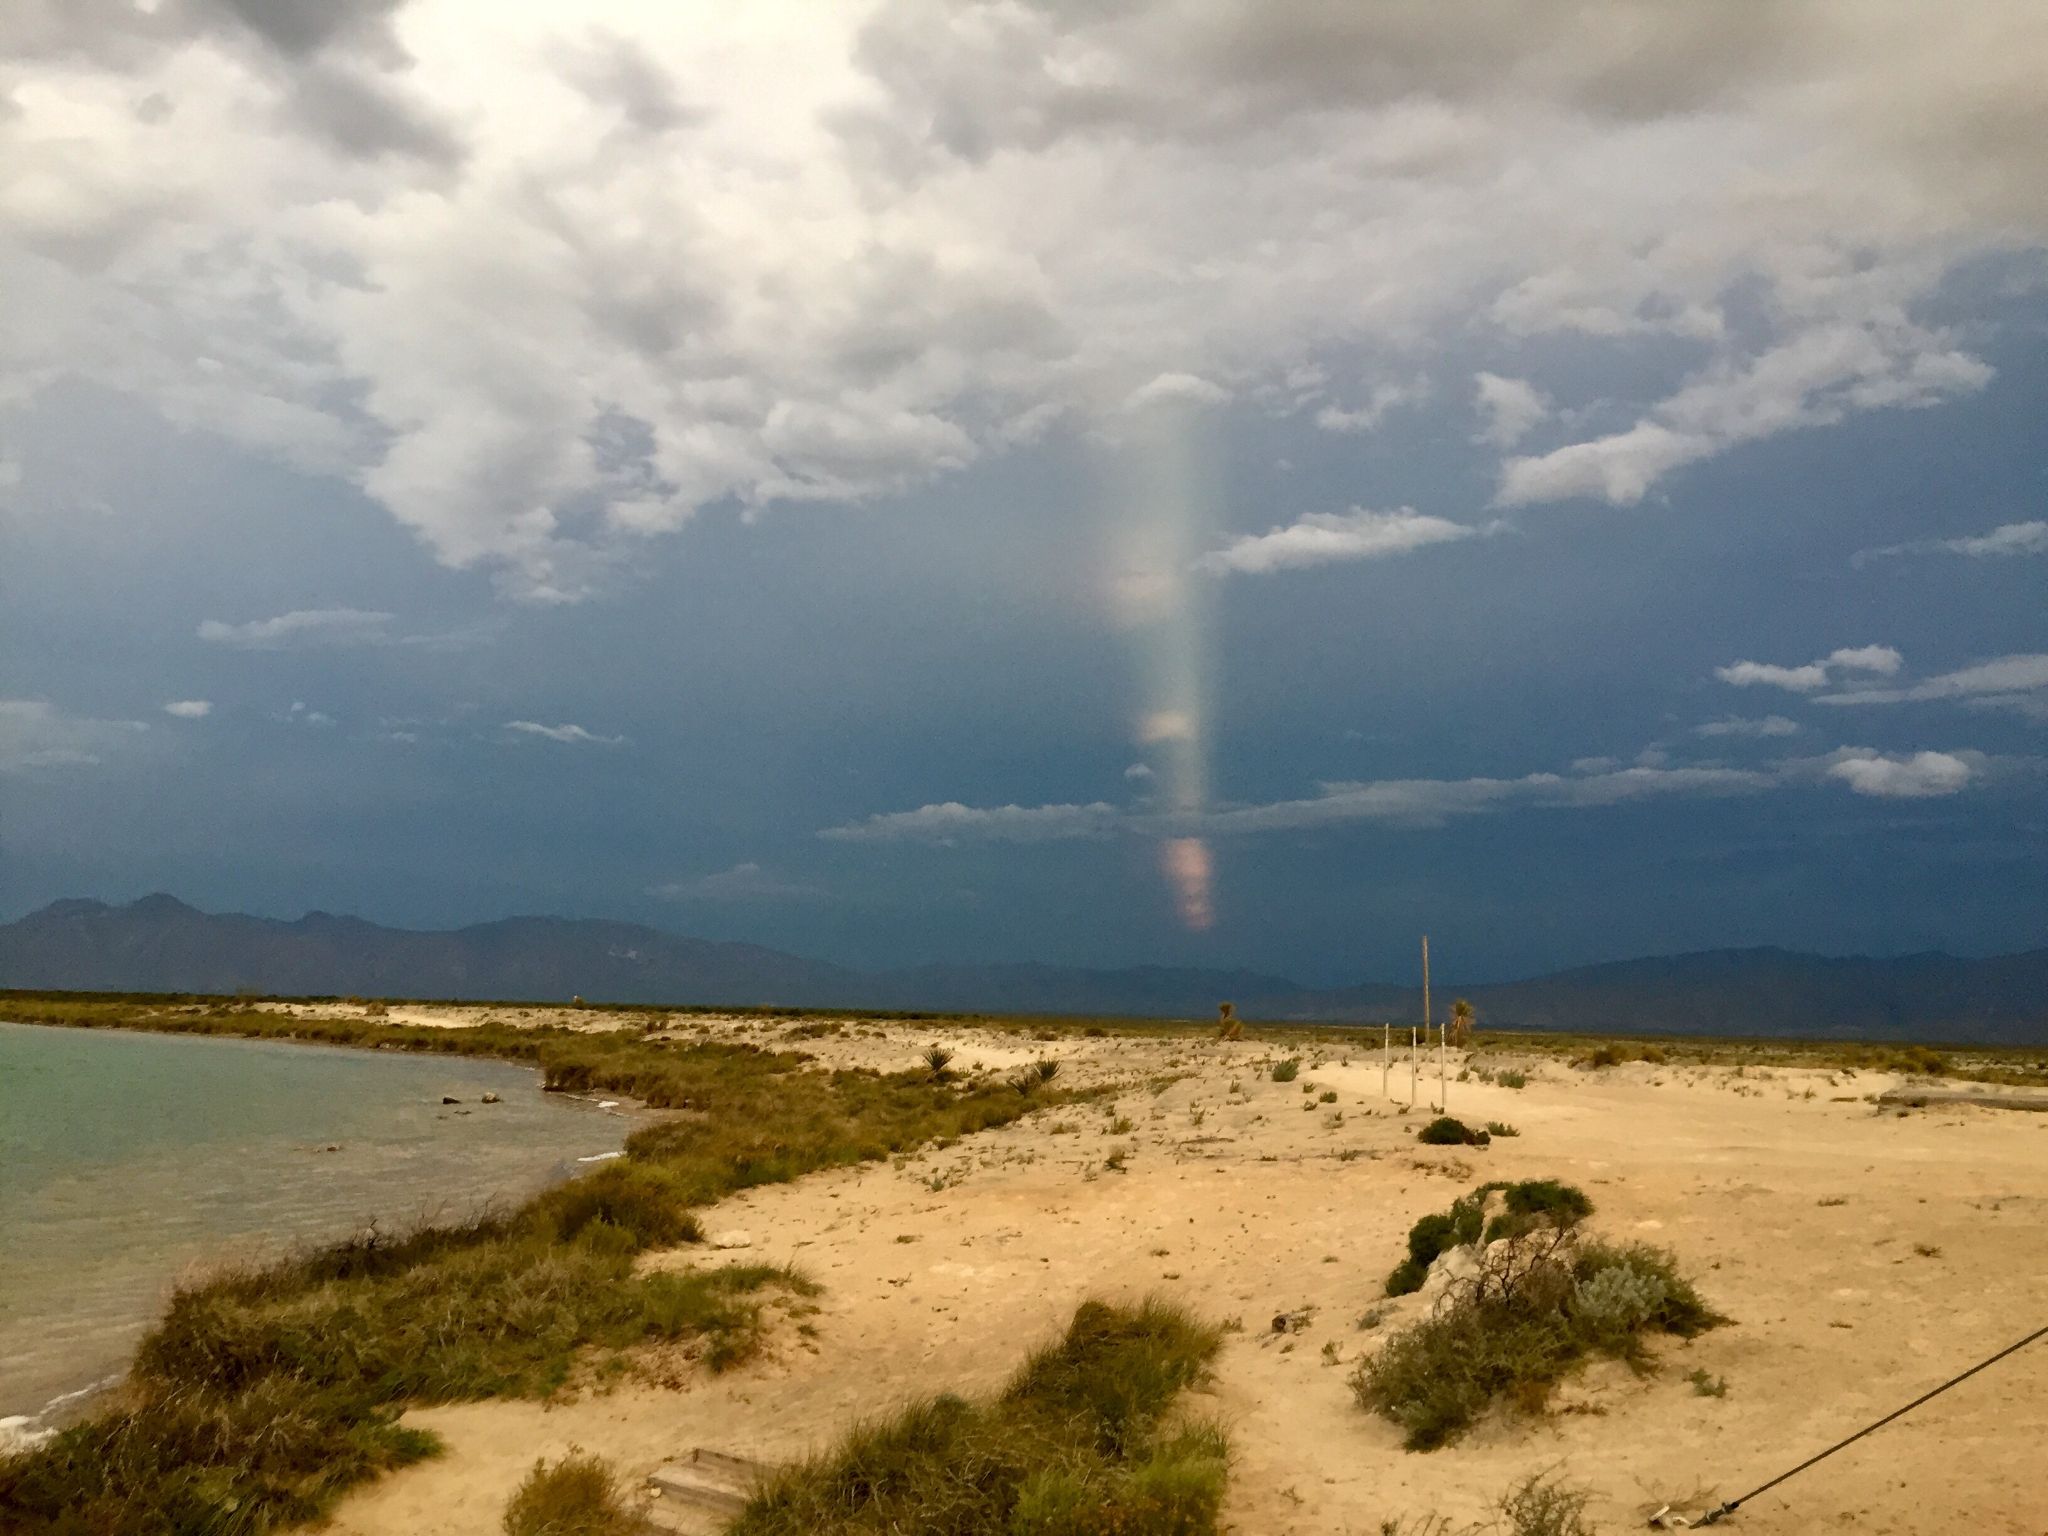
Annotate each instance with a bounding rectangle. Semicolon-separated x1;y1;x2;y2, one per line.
820;800;1122;844
1854;520;2048;564
5;3;2044;596
503;720;626;746
0;699;147;771
1816;652;2048;713
1199;507;1480;576
1825;749;1975;798
1717;645;1901;692
1473;373;1549;448
1694;714;1801;738
162;699;213;718
197;609;395;648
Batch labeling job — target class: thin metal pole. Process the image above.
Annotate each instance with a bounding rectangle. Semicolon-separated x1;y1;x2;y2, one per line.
1420;935;1431;1037
1439;1021;1447;1110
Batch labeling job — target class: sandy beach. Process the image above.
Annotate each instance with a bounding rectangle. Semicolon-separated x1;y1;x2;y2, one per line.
223;1006;2048;1536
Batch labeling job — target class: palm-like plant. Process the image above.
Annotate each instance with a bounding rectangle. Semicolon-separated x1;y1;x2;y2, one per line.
1449;999;1476;1049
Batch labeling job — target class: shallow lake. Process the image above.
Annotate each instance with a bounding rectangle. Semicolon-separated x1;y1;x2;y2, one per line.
0;1021;629;1427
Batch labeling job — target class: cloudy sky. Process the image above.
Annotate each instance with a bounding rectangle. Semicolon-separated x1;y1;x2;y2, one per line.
3;1;2044;983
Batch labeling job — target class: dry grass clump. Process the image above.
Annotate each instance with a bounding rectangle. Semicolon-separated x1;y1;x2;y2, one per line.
0;1015;1060;1535
1493;1471;1596;1536
1354;1228;1723;1449
503;1451;644;1536
733;1298;1227;1536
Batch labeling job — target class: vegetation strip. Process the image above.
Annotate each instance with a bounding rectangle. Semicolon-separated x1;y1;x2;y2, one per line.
0;997;1073;1535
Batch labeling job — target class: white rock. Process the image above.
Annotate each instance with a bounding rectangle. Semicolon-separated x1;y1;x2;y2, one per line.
708;1230;753;1250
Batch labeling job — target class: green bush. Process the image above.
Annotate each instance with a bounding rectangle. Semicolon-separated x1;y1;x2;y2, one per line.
1484;1121;1519;1138
1416;1116;1488;1147
1353;1233;1723;1448
1386;1181;1590;1296
1496;1070;1528;1089
1270;1059;1300;1083
733;1299;1227;1535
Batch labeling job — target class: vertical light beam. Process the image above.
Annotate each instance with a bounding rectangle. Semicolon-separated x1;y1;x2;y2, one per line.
1107;390;1223;931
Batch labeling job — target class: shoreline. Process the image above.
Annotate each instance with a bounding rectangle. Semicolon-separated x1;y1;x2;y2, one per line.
0;1019;644;1437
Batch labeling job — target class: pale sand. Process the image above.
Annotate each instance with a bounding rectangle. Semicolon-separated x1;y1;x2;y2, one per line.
302;1010;2048;1535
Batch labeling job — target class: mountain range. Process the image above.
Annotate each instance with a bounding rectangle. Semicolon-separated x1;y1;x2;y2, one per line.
3;895;2044;1044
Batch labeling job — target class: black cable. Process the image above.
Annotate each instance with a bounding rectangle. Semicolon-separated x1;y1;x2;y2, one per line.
1697;1321;2048;1524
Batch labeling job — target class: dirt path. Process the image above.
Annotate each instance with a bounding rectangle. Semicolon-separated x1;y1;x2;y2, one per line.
319;1017;2048;1535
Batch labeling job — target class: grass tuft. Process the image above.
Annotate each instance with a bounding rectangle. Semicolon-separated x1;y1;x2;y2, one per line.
502;1450;642;1536
1270;1059;1300;1083
733;1299;1226;1536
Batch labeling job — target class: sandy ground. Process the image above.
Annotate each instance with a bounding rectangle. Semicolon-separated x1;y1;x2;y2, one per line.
303;1010;2048;1535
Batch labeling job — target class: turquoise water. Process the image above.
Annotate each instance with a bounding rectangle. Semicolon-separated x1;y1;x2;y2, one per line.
0;1023;630;1424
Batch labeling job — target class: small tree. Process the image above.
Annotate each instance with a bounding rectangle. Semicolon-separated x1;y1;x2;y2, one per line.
1449;998;1475;1049
1217;1001;1243;1041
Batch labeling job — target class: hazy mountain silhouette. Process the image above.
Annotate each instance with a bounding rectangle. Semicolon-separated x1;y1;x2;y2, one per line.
3;896;2044;1043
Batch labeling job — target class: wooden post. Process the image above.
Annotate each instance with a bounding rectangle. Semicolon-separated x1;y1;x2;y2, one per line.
1421;934;1431;1040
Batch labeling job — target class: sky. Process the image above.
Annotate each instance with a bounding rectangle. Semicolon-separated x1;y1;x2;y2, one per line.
2;1;2045;985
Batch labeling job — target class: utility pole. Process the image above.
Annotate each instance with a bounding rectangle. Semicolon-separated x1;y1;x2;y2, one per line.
1421;935;1433;1111
1410;1027;1417;1104
1421;934;1431;1038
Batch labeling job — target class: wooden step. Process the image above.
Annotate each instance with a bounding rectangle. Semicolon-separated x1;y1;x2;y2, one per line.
644;1447;766;1531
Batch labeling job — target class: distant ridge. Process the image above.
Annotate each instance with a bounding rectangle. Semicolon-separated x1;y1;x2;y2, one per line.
3;896;2044;1044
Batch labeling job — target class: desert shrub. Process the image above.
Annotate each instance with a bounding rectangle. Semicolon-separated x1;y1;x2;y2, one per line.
1886;1045;1950;1077
1485;1121;1520;1138
1482;1180;1593;1244
502;1450;640;1536
733;1298;1226;1536
1417;1116;1488;1147
1271;1059;1300;1083
1496;1471;1596;1536
1034;1058;1062;1083
1583;1045;1624;1069
1319;1089;1339;1103
1497;1070;1528;1089
1638;1046;1667;1066
1353;1229;1722;1448
923;1045;956;1079
1385;1188;1493;1296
